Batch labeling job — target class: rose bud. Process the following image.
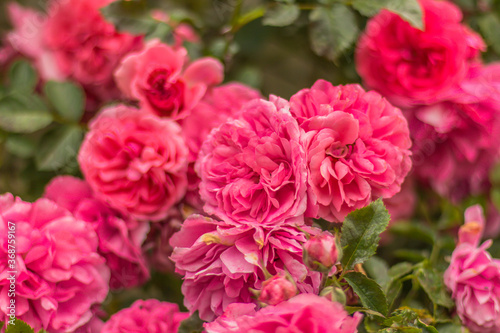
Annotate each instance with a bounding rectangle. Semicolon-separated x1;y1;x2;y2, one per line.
320;286;347;305
303;231;340;272
257;274;297;306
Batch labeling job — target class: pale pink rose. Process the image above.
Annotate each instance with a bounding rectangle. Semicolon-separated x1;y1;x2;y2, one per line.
78;105;189;221
289;80;412;222
444;206;500;332
205;294;363;333
170;215;322;321
196;98;308;227
114;40;223;119
408;64;500;202
44;176;151;290
303;231;339;272
0;193;110;332
258;274;297;306
356;0;485;107
101;299;189;333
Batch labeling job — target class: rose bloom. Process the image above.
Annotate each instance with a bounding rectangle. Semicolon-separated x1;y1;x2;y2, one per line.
444;205;500;333
289;80;412;222
170;215;321;321
204;294;363;333
101;299;189;333
196;98;308;227
78;104;189;221
408;64;500;202
356;0;485;107
44;176;150;290
115;40;223;119
0;194;110;332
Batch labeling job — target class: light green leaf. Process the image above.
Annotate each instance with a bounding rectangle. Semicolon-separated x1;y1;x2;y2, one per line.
44;81;85;123
415;266;454;309
0;95;52;133
35;126;83;171
478;13;500;55
364;256;390;287
263;3;300;27
6;135;36;158
5;319;35;333
352;0;423;30
344;271;388;316
9;60;38;92
309;4;359;61
341;199;390;270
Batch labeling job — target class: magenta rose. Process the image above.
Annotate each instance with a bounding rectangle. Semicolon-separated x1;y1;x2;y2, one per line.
356;0;485;107
196;98;308;227
0;193;110;332
115;40;223;119
289;80;412;222
101;299;189;333
170;215;321;321
444;205;500;332
204;294;363;333
78;104;189;221
44;176;151;290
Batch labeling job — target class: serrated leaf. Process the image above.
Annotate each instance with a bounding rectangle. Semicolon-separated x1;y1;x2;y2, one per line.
263;3;300;26
344;271;388;316
478;13;500;55
341;199;390;270
178;311;204;333
415;267;454;308
9;60;38;92
352;0;423;29
35;126;83;171
5;319;35;333
309;4;359;61
44;81;85;122
0;95;52;133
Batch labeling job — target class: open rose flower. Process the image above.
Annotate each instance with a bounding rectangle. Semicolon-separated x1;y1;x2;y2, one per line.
114;40;223;119
78;104;189;221
289;80;412;222
196;98;308;227
101;299;189;333
356;0;485;107
204;294;362;333
170;215;321;321
44;176;150;290
0;194;110;332
444;205;500;332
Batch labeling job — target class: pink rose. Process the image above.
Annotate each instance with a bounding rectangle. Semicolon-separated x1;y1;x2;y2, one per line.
444;206;500;332
303;231;340;272
170;215;321;321
205;294;363;333
0;193;110;332
196;98;308;227
44;176;151;290
258;274;298;306
101;299;189;333
356;0;485;107
115;40;223;119
78;105;189;221
289;80;412;222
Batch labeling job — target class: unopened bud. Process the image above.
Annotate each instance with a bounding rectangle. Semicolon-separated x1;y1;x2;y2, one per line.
303;231;340;272
257;274;297;306
320;286;346;305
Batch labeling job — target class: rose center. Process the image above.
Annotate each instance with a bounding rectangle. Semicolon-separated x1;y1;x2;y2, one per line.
327;143;351;159
144;68;185;117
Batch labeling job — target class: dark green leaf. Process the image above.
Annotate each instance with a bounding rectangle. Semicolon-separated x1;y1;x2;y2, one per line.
263;3;300;27
352;0;423;29
393;249;428;263
344;306;385;317
415;266;454;308
9;60;38;92
344;271;388;316
178;311;205;333
389;222;436;245
309;4;359;61
101;0;158;34
6;135;36;158
44;81;85;122
5;319;35;333
341;199;390;270
0;94;52;133
35;126;83;171
435;323;465;333
478;13;500;55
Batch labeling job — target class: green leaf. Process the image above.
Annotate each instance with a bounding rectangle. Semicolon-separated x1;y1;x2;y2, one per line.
341;199;390;270
344;306;385;317
344;271;389;316
263;3;300;27
478;13;500;55
364;256;390;287
435;323;466;333
5;319;35;333
0;322;4;331
309;4;359;61
6;135;36;158
101;0;162;35
415;266;454;309
389;222;436;245
351;0;423;29
178;311;205;333
393;249;428;263
0;94;52;133
44;81;85;123
9;60;38;92
35;126;83;171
